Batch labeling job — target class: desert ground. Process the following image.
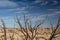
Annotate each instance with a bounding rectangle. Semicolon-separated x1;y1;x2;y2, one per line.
0;28;60;40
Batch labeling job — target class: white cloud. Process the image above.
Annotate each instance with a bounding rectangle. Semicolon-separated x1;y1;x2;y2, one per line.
31;16;45;21
48;9;53;10
0;1;18;8
52;1;58;5
56;11;60;14
48;8;60;14
5;7;26;11
34;0;48;5
24;13;58;21
30;13;58;24
40;1;48;5
0;16;23;28
0;13;59;27
1;6;27;13
0;0;9;1
47;8;59;13
34;0;58;6
34;0;42;3
47;13;57;16
48;9;57;11
2;16;13;20
0;16;14;27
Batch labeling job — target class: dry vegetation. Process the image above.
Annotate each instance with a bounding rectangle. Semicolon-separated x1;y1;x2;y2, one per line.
0;15;60;40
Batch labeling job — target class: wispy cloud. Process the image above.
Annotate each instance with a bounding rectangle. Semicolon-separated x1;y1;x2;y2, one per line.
34;0;42;3
0;0;60;27
48;8;60;14
40;1;48;6
0;16;14;27
56;11;60;14
0;1;18;9
52;0;58;5
0;0;9;1
5;7;26;11
34;0;48;5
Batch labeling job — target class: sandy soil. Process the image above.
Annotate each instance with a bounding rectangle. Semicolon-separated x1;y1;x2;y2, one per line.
0;28;60;40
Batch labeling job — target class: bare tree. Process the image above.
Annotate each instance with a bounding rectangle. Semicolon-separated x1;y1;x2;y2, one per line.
0;18;7;40
0;15;60;40
10;31;14;40
15;14;47;40
49;17;60;40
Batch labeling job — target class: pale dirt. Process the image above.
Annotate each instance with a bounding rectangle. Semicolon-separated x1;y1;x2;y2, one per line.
0;28;60;40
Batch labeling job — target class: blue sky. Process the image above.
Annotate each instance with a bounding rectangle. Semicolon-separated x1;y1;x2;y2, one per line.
0;0;60;28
